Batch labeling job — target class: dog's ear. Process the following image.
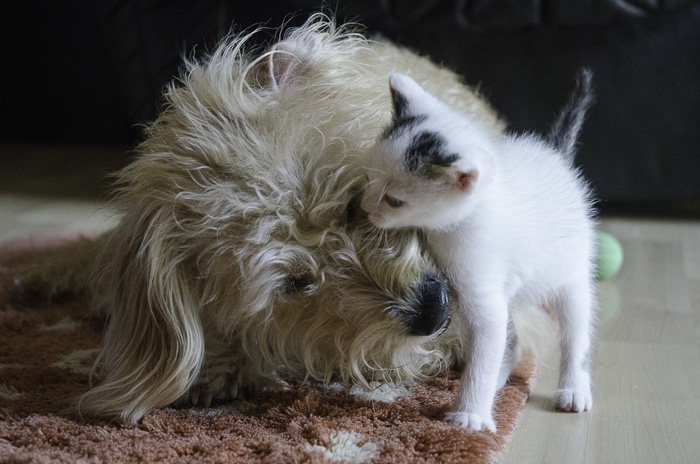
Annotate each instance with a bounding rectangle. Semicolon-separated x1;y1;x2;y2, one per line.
73;214;204;423
260;36;319;92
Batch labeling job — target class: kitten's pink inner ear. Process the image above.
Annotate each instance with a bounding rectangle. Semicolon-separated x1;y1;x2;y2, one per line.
456;170;477;192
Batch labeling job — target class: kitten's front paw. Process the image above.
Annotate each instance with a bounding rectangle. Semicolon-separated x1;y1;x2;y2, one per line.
553;388;592;412
444;411;496;433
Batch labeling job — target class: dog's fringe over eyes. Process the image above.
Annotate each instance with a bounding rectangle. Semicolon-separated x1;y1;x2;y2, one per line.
13;14;525;424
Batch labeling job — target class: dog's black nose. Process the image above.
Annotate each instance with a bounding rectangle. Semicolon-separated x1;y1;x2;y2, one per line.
408;273;450;336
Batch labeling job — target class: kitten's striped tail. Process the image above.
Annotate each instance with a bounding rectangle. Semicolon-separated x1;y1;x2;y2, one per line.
549;68;594;163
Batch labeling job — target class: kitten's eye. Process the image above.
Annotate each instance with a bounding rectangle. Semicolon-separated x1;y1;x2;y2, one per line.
384;194;404;208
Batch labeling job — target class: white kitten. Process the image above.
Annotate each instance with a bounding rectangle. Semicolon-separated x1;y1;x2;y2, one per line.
361;72;596;432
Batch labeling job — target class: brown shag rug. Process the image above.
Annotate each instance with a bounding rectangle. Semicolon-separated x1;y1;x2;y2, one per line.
0;235;536;463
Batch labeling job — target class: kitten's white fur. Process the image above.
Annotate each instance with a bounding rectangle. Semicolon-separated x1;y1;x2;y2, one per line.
361;73;596;432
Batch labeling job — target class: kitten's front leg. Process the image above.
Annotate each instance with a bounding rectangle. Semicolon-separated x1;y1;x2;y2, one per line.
445;293;509;433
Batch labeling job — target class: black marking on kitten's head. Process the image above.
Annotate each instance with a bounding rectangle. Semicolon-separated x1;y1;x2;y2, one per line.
383;115;427;140
405;131;459;173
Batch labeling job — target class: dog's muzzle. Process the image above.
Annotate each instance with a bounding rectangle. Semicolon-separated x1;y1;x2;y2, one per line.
407;273;450;336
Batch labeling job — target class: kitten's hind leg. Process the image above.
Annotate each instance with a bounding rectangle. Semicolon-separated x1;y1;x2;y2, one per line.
553;280;594;412
496;314;518;390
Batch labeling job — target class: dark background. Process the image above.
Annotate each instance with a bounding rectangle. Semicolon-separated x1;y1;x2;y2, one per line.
2;1;699;215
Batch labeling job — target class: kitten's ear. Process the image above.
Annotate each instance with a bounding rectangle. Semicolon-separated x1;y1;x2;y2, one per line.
389;73;431;120
451;150;495;193
260;37;318;91
453;169;479;193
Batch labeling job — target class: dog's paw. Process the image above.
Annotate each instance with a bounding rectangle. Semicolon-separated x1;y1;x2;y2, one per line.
553;388;592;412
444;411;496;433
187;374;242;407
185;372;287;407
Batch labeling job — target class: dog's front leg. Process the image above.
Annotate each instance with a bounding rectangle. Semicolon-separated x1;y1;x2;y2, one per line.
444;292;508;433
183;330;284;408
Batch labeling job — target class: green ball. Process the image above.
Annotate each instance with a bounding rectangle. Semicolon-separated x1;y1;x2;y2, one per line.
596;232;623;281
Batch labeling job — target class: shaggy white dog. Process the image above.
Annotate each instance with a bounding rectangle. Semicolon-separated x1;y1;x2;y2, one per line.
14;15;553;426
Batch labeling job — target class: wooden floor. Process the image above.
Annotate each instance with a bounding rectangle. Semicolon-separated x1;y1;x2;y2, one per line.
1;145;699;463
502;218;700;464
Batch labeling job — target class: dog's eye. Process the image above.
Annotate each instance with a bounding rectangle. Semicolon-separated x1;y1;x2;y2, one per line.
282;275;313;294
346;199;358;222
345;190;364;223
383;194;404;208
